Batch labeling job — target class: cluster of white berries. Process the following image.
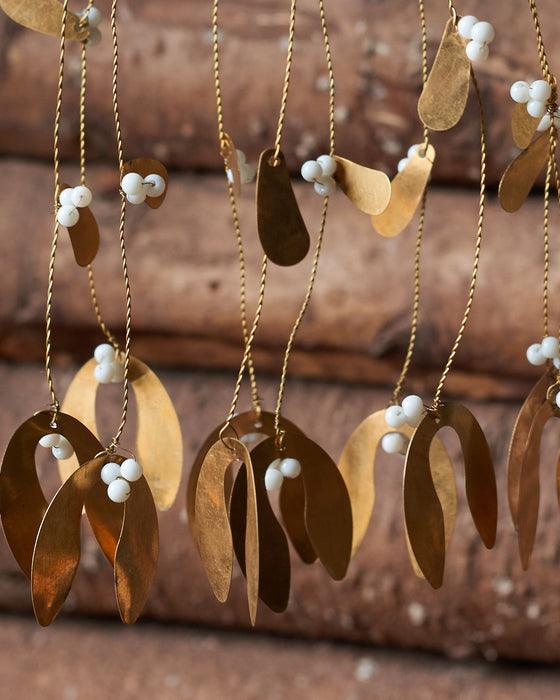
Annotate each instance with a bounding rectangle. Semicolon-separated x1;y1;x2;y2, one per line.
264;457;302;492
56;186;93;228
301;155;337;196
381;395;425;456
397;144;423;173
93;343;124;384
101;458;143;503
76;6;102;46
510;79;558;128
457;16;495;63
121;172;166;204
38;433;75;460
526;335;560;368
227;150;255;185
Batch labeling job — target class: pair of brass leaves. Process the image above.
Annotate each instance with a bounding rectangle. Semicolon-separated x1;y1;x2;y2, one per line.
337;409;456;579
189;410;352;623
61;356;183;512
0;410;158;625
0;0;89;41
507;368;559;570
403;403;497;589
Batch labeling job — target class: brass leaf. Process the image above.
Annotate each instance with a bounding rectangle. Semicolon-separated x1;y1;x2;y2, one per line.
333;157;391;215
279;473;317;564
60;184;99;266
511;102;540;149
0;0;89;40
498;131;551;212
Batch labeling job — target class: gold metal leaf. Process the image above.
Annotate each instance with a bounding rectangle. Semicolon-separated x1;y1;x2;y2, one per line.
122;158;168;209
498;131;551;212
31;457;104;626
0;0;89;40
517;400;556;570
333;156;391;215
0;410;102;578
230;440;290;614
279;472;317;564
511;102;540;149
370;145;436;238
60;184;99;266
256;148;310;266
61;356;183;511
417;19;470;131
507;370;554;529
114;476;159;624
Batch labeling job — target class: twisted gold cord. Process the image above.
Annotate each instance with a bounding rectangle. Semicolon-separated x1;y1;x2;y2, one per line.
272;0;298;166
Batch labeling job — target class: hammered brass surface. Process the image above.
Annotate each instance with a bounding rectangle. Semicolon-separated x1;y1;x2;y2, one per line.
187;411;303;548
122;159;168;209
222;133;241;197
370;145;435;238
61;356;182;511
333;156;391;216
59;184;99;266
0;410;102;579
279;471;317;564
517;400;556;570
230;439;290;614
507;371;553;528
417;19;470;131
114;476;159;624
0;0;89;40
499;131;551;212
31;456;106;626
256;148;310;266
511;102;540;149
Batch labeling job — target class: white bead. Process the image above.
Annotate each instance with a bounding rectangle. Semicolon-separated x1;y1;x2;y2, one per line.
279;458;301;479
457;15;479;40
126;192;147;204
264;467;284;491
109;361;124;383
239;163;255;184
530;80;552;102
556;393;560;410
316;154;337;177
381;432;407;454
240;432;263;447
267;458;282;470
401;395;424;426
236;149;247;165
94;343;115;364
527;100;547;118
471;21;495;45
121;172;144;196
71;185;92;208
510;81;531;104
407;144;421;159
466;40;489;63
94;362;114;384
107;478;131;503
52;442;74;460
313;176;336;196
555;358;560;370
301;160;322;182
39;433;62;448
526;343;546;366
397;157;409;173
537;114;552;131
541;336;559;359
101;461;122;485
384;405;407;429
86;27;102;46
143;174;166;197
59;188;74;207
86;7;101;28
57;205;80;227
120;458;143;482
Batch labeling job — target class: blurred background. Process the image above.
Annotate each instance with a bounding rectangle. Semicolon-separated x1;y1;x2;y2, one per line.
1;0;560;697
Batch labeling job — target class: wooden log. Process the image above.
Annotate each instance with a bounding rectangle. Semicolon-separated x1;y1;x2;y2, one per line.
0;0;559;185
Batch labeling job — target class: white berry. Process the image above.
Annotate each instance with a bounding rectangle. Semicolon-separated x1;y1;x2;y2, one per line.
39;433;62;448
537;114;552;131
301;160;323;182
397;157;409;173
313;176;336;196
121;172;144;196
407;144;421;159
526;343;546;366
267;458;282;470
510;81;531;104
264;466;284;491
57;205;80;228
94;362;115;384
527;100;547;118
109;361;124;383
101;461;122;485
381;432;407;455
541;336;559;359
52;442;74;460
143;174;166;197
87;27;102;46
71;185;93;208
59;188;74;207
239;163;255;184
401;395;424;426
86;7;101;28
126;192;147;205
120;458;143;482
107;478;131;503
316;155;337;177
470;21;495;45
530;80;552;102
236;149;247;165
384;405;407;429
555;358;560;370
94;343;115;364
279;458;301;479
457;15;479;40
466;40;489;63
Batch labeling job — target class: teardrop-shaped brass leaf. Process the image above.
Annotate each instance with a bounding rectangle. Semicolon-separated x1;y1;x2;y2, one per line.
230;441;291;614
114;476;159;624
517;400;556;570
31;457;104;626
0;0;89;40
59;184;99;266
511;102;540;149
418;19;470;131
370;145;435;238
122;158;168;209
61;356;182;511
507;370;554;529
498;131;551;212
279;471;317;564
256;148;310;266
0;410;103;578
333;156;391;215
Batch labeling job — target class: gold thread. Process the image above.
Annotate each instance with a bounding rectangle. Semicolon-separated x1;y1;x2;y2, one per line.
272;0;297;166
528;0;555;88
542;127;554;338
